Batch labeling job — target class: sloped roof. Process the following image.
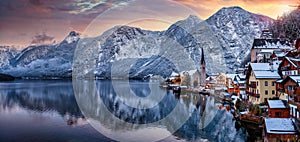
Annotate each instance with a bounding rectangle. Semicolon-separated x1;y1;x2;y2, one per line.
237;74;246;79
289;76;300;86
252;38;291;49
227;74;237;80
285;57;300;68
264;118;297;134
267;100;288;109
250;63;271;70
253;70;280;79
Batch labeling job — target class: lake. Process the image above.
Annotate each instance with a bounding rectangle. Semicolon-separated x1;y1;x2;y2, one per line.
0;80;248;142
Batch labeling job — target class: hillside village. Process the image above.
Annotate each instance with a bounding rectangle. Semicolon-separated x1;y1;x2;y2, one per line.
170;29;300;141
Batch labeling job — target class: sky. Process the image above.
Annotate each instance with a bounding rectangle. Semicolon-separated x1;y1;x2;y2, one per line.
0;0;298;49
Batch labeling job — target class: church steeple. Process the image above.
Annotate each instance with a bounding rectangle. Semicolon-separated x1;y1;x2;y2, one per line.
199;47;206;86
201;47;205;65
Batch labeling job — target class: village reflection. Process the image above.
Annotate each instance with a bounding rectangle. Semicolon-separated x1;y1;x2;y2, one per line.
73;80;246;141
0;80;247;141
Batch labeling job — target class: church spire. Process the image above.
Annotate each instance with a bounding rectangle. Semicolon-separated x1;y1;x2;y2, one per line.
199;47;206;87
201;47;205;65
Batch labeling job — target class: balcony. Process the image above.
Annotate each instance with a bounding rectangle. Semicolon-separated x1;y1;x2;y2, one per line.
248;83;257;88
246;91;260;98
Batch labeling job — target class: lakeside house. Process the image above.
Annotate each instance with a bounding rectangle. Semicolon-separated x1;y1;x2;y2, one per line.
263;118;298;141
246;63;281;104
267;100;290;118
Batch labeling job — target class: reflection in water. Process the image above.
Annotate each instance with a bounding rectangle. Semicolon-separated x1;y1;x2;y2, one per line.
0;80;113;142
0;80;84;126
0;80;248;142
74;80;247;142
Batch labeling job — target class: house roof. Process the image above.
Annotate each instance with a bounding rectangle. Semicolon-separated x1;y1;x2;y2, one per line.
226;74;237;80
289;76;300;86
285;57;300;68
282;75;300;87
252;38;291;49
267;100;288;109
276;79;284;83
260;49;274;53
274;51;288;58
237;74;246;79
180;70;198;76
250;63;271;70
253;70;280;79
238;80;246;84
264;118;297;134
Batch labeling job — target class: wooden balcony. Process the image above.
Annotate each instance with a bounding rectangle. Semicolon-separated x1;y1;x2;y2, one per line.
248;83;257;89
246;91;260;98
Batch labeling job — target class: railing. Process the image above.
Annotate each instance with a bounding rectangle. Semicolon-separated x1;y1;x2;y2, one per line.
246;91;260;98
248;83;257;88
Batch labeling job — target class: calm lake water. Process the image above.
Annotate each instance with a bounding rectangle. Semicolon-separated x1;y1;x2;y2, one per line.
0;80;248;142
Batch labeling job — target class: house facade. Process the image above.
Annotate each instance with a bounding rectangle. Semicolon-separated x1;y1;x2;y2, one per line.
267;100;290;118
246;63;281;104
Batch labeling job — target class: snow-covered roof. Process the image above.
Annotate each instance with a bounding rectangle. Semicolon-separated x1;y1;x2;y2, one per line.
274;51;288;57
171;72;179;77
221;92;231;96
237;74;246;79
214;87;227;90
289;76;300;86
267;100;288;109
285;57;300;68
264;118;297;134
226;74;237;80
238;80;246;84
276;79;284;83
260;49;274;53
253;70;280;79
252;39;291;49
250;63;270;70
180;70;198;76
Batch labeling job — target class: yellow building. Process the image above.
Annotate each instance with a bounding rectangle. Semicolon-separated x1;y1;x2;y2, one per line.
246;63;280;104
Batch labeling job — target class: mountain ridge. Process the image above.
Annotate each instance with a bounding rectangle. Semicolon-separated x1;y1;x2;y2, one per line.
0;6;274;79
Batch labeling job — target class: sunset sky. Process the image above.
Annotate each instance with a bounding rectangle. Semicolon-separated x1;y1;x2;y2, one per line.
0;0;298;48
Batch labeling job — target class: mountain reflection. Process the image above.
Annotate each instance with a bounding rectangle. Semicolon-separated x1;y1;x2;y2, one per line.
0;80;247;141
73;80;247;142
0;80;84;126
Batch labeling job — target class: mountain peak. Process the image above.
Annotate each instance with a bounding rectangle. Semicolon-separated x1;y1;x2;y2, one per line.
221;6;244;10
217;6;249;14
187;15;201;21
64;31;80;44
68;31;80;37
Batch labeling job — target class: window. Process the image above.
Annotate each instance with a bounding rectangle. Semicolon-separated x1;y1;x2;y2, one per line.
288;85;294;91
272;81;275;86
272;90;275;95
257;81;258;86
275;112;281;117
265;90;268;95
265;81;268;86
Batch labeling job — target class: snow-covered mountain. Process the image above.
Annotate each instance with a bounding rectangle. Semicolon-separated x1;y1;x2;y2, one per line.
206;6;273;70
0;6;273;79
0;31;79;78
0;46;18;69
